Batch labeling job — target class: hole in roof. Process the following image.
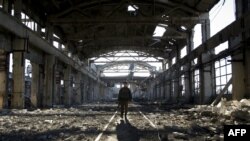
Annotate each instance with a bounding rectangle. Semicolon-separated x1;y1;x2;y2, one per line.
127;5;138;11
53;34;59;39
165;48;172;52
181;26;187;30
153;26;166;37
158;24;168;27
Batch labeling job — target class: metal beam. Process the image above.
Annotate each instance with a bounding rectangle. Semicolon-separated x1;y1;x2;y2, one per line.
103;71;150;73
48;16;206;25
96;55;159;58
101;76;147;82
95;60;161;63
69;35;186;40
98;60;156;72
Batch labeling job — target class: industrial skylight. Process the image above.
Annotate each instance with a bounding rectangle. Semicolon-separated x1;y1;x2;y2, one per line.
153;26;166;37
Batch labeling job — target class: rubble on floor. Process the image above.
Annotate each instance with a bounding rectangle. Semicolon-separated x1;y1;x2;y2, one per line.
0;100;249;141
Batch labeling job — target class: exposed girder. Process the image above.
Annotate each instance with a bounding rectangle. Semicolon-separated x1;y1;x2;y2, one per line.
48;16;206;25
49;0;201;18
98;60;156;73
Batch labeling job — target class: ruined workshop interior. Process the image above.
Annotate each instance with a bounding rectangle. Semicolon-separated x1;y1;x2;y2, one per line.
0;0;250;141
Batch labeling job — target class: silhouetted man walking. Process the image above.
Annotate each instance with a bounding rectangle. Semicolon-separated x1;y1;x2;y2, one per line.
118;82;132;118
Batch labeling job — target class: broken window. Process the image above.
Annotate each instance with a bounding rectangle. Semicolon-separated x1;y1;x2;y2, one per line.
214;56;232;94
21;12;38;31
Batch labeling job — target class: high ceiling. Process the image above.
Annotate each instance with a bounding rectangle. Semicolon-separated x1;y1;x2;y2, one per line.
23;0;219;60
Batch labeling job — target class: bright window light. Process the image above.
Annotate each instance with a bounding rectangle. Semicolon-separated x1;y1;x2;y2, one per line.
134;72;150;77
21;12;26;19
215;41;228;55
172;57;176;65
11;10;14;16
60;80;64;85
193;58;198;64
193;24;202;49
115;84;121;88
9;53;13;73
53;41;59;48
128;5;138;11
210;0;235;36
41;28;46;33
61;44;65;49
181;46;187;58
153;26;166;37
68;52;72;57
104;73;129;77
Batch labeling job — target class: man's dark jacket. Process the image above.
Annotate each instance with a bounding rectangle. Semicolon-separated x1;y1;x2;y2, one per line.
118;87;132;101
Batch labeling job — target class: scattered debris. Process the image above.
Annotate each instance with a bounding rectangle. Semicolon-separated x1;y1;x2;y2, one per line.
0;100;249;141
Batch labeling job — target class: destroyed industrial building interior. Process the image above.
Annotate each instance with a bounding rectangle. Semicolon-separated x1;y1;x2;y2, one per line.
0;0;250;141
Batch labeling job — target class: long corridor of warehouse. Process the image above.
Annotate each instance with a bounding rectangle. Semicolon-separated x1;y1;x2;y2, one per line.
0;0;250;141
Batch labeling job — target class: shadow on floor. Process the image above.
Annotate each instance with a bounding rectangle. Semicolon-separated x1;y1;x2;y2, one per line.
116;118;140;141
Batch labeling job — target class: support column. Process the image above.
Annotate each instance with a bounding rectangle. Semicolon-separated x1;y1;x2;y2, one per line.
173;78;179;103
245;48;250;98
12;39;25;108
75;72;81;105
89;79;94;101
64;65;72;106
184;30;194;103
0;50;7;109
175;46;181;102
162;59;167;71
82;74;87;103
3;0;12;13
199;13;213;104
54;70;61;105
44;55;55;107
232;57;245;100
46;24;54;43
166;80;171;101
14;0;22;20
98;83;103;101
231;0;249;100
31;62;39;107
37;65;44;107
93;80;98;101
